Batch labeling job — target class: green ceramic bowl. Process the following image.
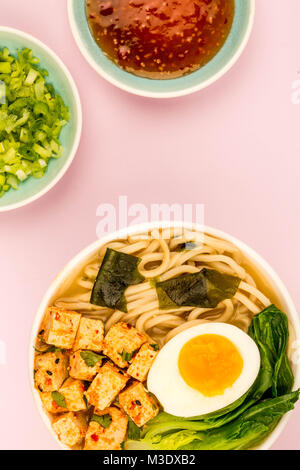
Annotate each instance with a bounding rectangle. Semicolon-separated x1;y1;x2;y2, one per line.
68;0;255;98
0;27;82;212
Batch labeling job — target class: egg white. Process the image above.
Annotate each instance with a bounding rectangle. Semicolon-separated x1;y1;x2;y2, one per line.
147;322;261;417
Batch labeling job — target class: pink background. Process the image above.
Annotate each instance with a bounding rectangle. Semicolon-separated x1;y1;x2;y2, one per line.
1;0;300;450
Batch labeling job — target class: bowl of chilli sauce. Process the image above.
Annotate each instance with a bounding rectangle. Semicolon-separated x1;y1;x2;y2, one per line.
68;0;255;98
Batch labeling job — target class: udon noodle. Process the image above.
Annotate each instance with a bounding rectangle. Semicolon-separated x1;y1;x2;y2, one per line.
54;228;271;347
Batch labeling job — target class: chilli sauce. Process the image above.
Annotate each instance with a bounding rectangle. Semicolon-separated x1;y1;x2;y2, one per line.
86;0;234;79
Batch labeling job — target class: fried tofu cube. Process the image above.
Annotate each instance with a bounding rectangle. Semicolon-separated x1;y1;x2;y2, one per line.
74;317;104;352
119;382;159;427
59;378;87;411
35;312;51;353
43;307;81;349
69;350;102;381
103;322;147;368
34;350;68;392
84;407;128;450
53;412;87;448
40;392;68;414
38;311;50;336
85;362;129;410
127;343;159;382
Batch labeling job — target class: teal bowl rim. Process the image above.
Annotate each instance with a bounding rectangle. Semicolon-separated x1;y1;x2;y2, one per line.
68;0;255;99
0;26;82;212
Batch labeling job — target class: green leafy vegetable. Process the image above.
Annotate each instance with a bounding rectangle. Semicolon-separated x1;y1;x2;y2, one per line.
127;418;141;440
249;304;294;397
156;268;241;309
125;304;298;450
90;248;145;312
181;391;300;450
80;350;104;368
150;344;160;351
140;306;290;441
126;390;299;450
91;413;112;428
0;47;69;197
120;351;132;362
51;391;67;409
119;349;139;362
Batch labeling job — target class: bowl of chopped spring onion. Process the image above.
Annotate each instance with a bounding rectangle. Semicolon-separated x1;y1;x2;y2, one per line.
0;27;82;212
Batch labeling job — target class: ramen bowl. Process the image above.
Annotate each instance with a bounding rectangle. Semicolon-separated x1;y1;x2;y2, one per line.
0;27;82;212
29;222;300;450
68;0;255;98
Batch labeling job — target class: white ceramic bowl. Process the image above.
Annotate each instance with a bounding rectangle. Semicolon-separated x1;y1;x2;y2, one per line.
0;27;82;212
29;221;300;450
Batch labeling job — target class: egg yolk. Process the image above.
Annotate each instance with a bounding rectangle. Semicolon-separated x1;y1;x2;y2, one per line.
178;334;244;397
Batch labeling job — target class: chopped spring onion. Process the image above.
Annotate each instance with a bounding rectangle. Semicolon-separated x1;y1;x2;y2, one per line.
0;47;69;197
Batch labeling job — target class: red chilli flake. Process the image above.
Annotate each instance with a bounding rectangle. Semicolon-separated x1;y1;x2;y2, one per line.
91;433;99;442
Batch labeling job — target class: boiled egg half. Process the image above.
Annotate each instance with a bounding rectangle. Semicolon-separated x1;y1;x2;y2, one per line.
147;323;261;417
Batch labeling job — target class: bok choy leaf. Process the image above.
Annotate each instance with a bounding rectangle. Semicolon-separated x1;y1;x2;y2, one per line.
249;304;294;397
125;304;297;450
181;390;300;450
126;390;299;450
